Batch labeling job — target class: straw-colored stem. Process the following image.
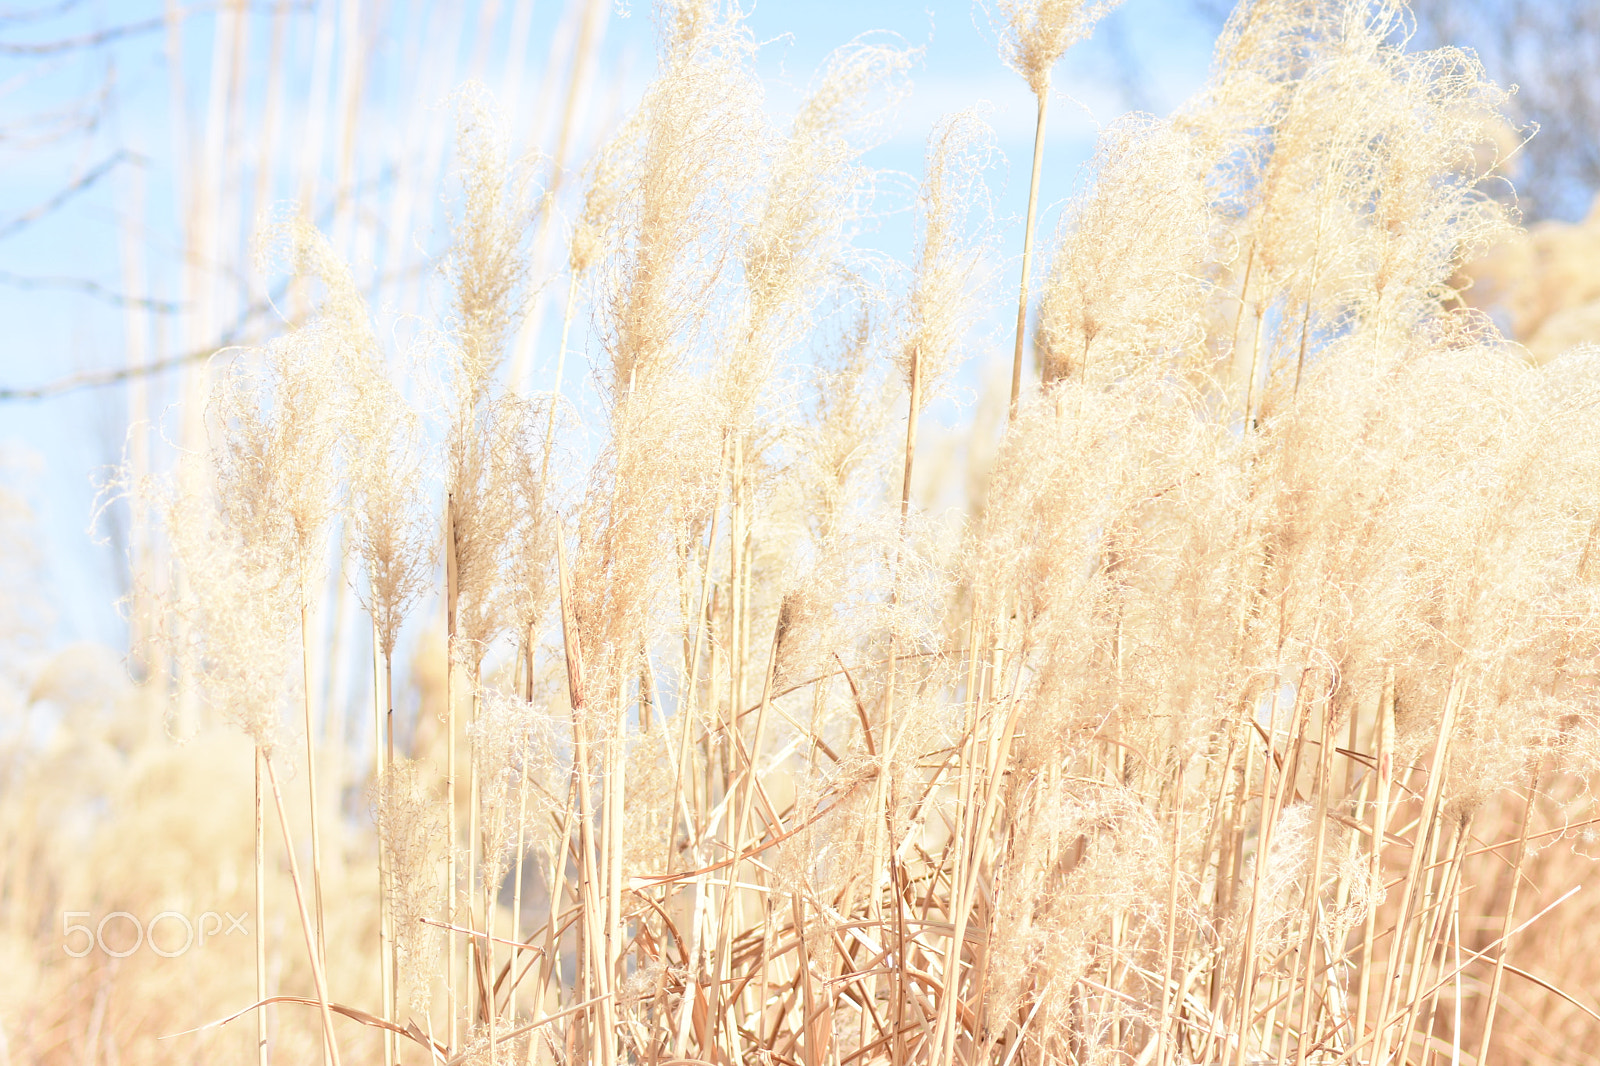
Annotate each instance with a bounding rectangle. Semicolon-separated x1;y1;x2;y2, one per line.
256;747;269;1066
931;614;987;1066
1010;88;1049;418
507;0;607;392
1233;676;1312;1066
1291;691;1336;1066
900;345;922;535
1156;758;1186;1066
1474;768;1539;1065
298;590;332;1066
470;668;484;1036
541;277;578;487
1371;667;1460;1066
478;663;496;1063
669;444;725;876
603;695;627;1042
1353;667;1394;1053
263;750;344;1066
510;697;530;1022
373;622;396;1066
556;531;614;1066
446;495;461;1050
385;649;399;1036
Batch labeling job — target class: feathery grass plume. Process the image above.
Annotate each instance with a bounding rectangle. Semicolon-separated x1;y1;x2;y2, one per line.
209;336;344;593
721;37;916;429
1199;14;1600;1031
974;376;1242;749
893;105;995;571
1177;0;1369;406
799;293;898;535
448;396;541;670
569;0;766;704
162;486;296;750
349;366;435;665
449;86;541;406
1347;44;1513;334
990;0;1125;411
570;132;632;282
503;403;559;655
771;292;905;681
965;378;1247;1039
899;109;994;410
992;0;1124;98
593;0;762;397
1037;116;1213;386
990;780;1167;1054
1185;0;1512;419
259;211;376;366
1237;800;1314;964
204;339;341;958
1192;0;1342;136
153;346;348;1066
468;689;535;913
1260;330;1600;807
569;379;725;714
566;14;820;1061
268;216;436;663
1460;193;1600;361
375;758;450;1008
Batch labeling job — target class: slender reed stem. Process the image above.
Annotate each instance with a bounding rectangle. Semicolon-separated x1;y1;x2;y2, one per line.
373;622;396;1066
1009;89;1049;419
1290;691;1336;1066
300;598;327;960
445;495;461;1050
263;751;344;1066
1372;667;1461;1066
1156;756;1186;1066
470;665;483;1036
1353;667;1394;1052
1474;766;1540;1065
510;652;531;1021
299;593;332;1066
556;531;615;1066
900;346;922;533
256;747;269;1066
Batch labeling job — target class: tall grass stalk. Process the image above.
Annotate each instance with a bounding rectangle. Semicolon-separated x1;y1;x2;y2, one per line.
256;750;270;1066
263;751;344;1066
445;495;462;1051
1010;93;1047;416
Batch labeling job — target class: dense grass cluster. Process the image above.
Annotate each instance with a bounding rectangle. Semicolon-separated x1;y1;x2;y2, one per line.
8;1;1600;1064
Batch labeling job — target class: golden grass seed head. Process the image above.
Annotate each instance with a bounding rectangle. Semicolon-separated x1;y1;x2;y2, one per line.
899;108;996;408
992;0;1127;98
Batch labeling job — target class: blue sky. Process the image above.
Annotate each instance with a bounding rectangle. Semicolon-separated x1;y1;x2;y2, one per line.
0;0;1220;651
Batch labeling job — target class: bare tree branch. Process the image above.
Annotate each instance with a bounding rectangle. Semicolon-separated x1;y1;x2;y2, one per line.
0;269;181;312
0;258;432;401
0;0;88;24
0;151;133;241
0;344;232;401
0;15;164;55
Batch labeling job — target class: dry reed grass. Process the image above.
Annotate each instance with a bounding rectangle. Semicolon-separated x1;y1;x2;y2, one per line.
7;1;1600;1065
